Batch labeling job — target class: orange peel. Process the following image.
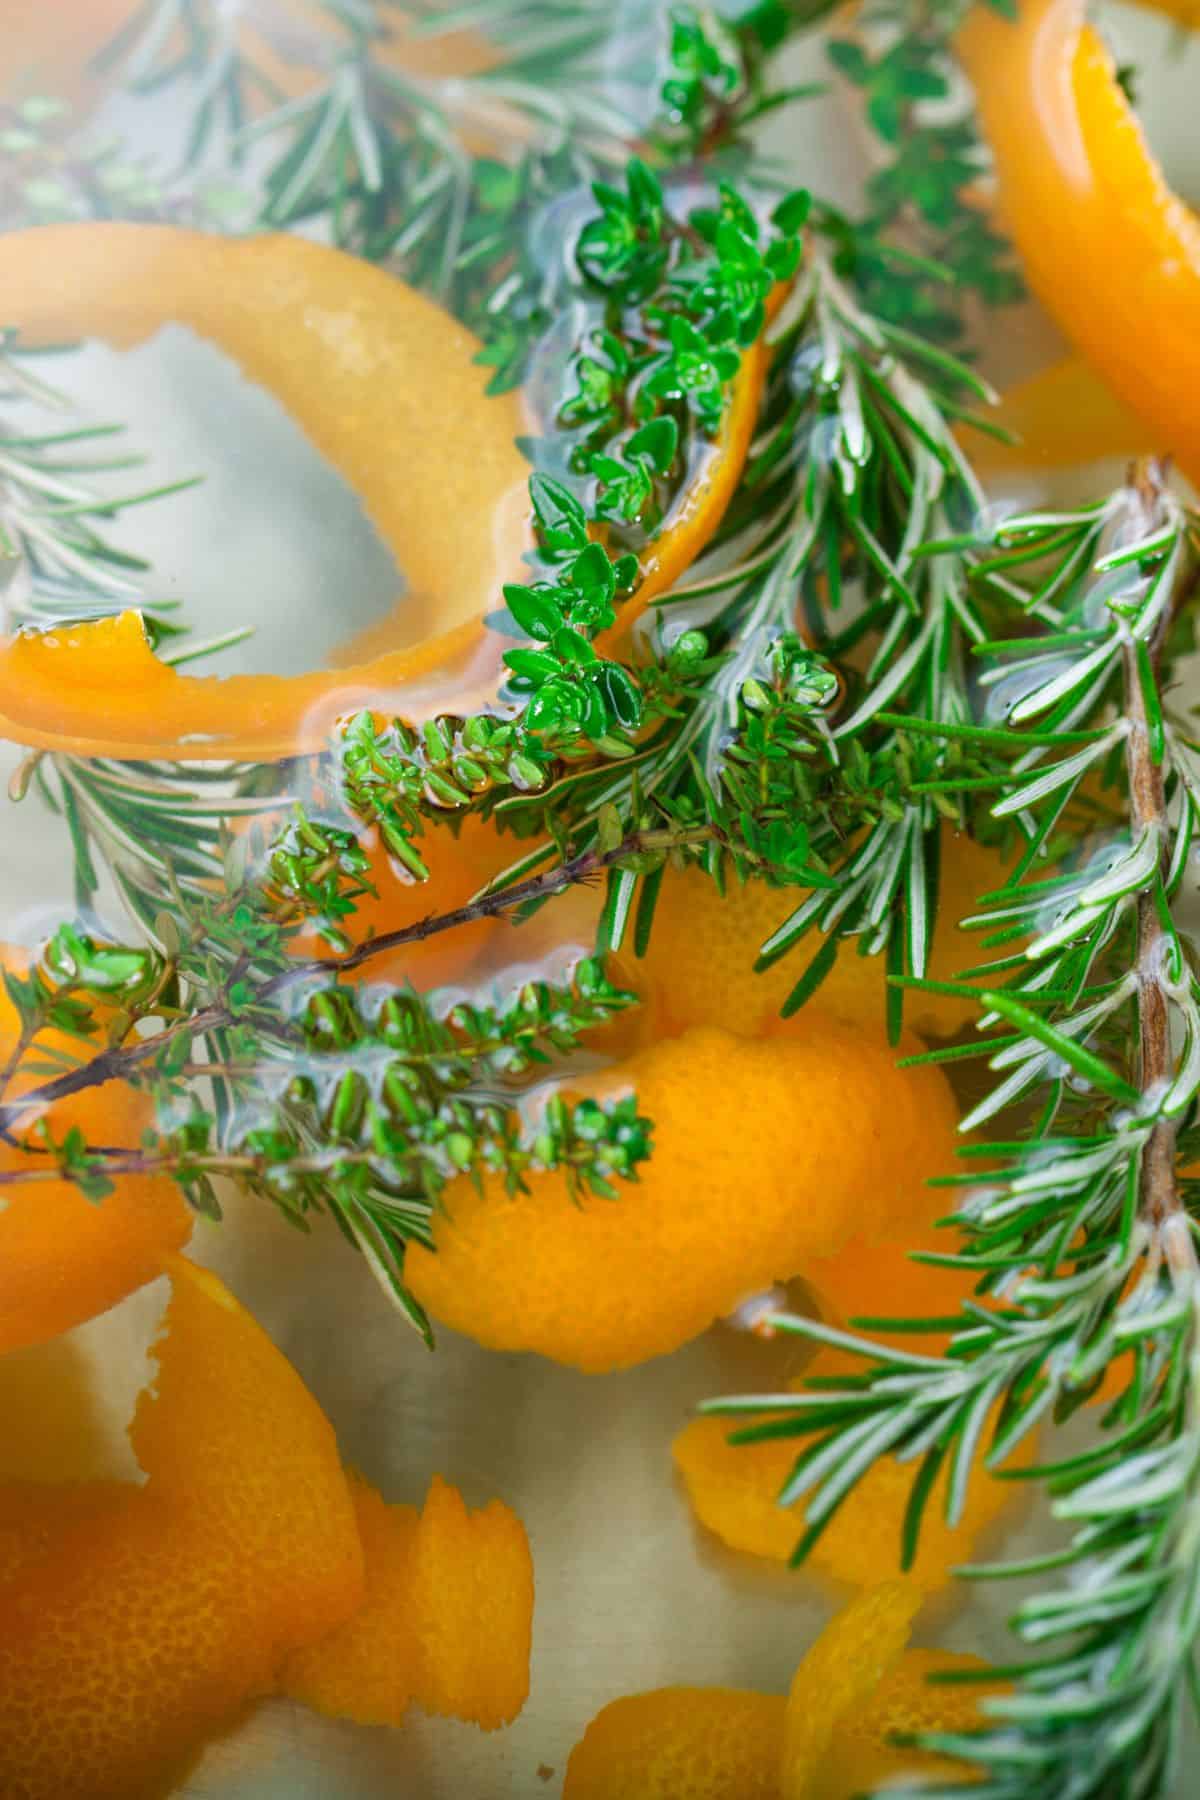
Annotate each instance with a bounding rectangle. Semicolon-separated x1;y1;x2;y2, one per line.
0;223;530;760
635;826;1007;1042
290;810;510;992
0;222;775;763
673;1349;1032;1592
0;948;193;1354
404;1020;959;1372
968;355;1152;479
281;1470;534;1731
0;1254;365;1800
563;1584;994;1800
958;0;1200;485
563;1686;787;1799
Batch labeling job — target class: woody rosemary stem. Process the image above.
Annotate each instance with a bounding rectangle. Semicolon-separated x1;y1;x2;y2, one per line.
1125;461;1184;1233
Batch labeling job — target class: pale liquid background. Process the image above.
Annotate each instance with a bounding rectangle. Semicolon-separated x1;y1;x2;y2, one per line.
0;5;1196;1795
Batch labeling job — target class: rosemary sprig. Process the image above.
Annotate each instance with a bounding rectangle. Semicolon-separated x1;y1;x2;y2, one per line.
709;463;1200;1798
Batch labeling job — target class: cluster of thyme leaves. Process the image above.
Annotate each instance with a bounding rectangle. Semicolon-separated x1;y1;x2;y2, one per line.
708;465;1200;1799
0;875;652;1342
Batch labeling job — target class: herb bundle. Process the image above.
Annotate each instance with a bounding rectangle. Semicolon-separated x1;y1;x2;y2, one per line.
2;3;1199;1795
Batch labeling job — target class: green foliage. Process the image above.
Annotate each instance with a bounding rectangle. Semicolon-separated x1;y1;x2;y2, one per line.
565;166;807;528
0;898;652;1338
824;0;1024;342
710;474;1200;1800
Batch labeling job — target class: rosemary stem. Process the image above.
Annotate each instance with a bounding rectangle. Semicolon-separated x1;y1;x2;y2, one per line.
1123;460;1183;1231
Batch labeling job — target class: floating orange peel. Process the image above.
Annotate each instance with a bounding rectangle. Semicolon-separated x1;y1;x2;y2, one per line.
563;1581;998;1799
958;0;1200;485
0;1256;534;1798
0;1255;365;1800
0;948;193;1354
405;1019;960;1372
281;1469;534;1732
673;1348;1032;1591
0;222;775;762
0;224;530;760
635;825;1006;1042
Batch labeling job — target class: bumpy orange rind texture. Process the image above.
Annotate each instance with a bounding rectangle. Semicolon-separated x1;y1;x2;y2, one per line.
563;1687;787;1800
635;827;1005;1042
282;1470;534;1732
405;1020;960;1372
814;1647;998;1799
959;0;1200;487
782;1580;923;1796
0;952;193;1355
564;1585;993;1800
0;1255;364;1800
674;1348;1031;1591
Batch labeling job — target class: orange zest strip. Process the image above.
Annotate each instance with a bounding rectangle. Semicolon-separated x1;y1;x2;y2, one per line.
0;1256;364;1800
0;1257;534;1796
562;1585;995;1800
405;1021;959;1372
958;0;1200;484
0;223;530;760
280;1470;534;1732
0;222;777;763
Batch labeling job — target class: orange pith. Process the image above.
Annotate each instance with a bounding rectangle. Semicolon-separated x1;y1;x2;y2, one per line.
958;0;1200;484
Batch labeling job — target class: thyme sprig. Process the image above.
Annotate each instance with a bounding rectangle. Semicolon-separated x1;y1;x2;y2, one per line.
0;855;658;1334
709;464;1200;1799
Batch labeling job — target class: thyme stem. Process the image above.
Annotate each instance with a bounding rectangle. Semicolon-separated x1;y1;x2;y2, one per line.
0;819;726;1130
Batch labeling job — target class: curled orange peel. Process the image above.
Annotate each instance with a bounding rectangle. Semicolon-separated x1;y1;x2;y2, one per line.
0;223;776;763
634;825;1007;1042
280;1469;534;1732
673;1349;1032;1592
404;1020;959;1372
562;1584;996;1799
0;1254;365;1800
958;0;1200;485
0;947;193;1354
0;1256;534;1796
970;355;1153;480
0;223;530;760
